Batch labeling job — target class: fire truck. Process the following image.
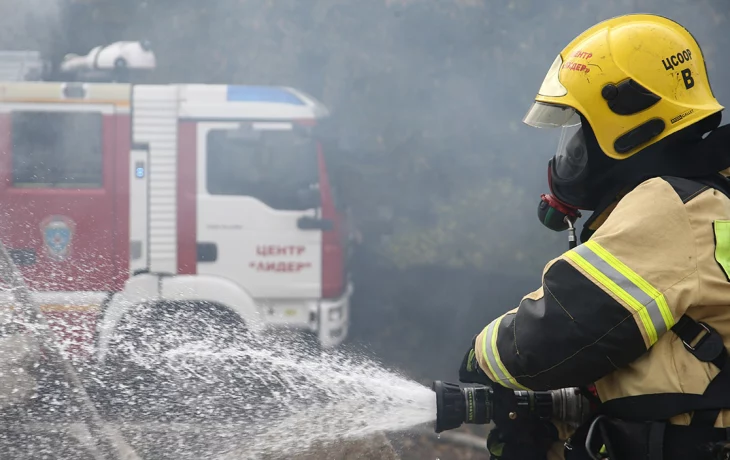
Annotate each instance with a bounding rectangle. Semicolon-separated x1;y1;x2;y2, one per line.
0;42;353;363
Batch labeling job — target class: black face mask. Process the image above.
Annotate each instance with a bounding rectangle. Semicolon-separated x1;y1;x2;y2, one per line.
546;116;618;211
536;112;730;234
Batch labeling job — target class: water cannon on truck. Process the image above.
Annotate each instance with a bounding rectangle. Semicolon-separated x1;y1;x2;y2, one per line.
58;40;156;82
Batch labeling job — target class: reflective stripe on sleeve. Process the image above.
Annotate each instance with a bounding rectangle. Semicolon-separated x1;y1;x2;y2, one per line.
482;316;530;390
565;240;674;346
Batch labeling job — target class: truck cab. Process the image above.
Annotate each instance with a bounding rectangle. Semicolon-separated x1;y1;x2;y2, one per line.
0;44;353;361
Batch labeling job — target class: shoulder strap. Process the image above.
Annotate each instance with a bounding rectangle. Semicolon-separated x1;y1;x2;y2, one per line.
661;174;730;202
661;176;711;202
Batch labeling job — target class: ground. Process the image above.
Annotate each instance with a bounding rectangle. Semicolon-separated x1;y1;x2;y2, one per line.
278;429;489;460
0;372;491;459
0;425;489;459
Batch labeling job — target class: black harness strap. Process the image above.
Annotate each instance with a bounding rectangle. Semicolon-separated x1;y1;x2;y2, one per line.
577;315;730;460
674;316;729;427
600;314;730;424
648;422;665;460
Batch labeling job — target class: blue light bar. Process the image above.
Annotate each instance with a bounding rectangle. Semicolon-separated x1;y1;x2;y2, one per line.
226;86;305;105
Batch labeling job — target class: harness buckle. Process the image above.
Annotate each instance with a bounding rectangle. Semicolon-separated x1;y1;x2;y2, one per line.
673;315;726;364
564;438;573;451
683;322;712;352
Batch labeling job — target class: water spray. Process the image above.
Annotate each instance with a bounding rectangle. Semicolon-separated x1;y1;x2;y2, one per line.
431;381;593;433
0;237;139;460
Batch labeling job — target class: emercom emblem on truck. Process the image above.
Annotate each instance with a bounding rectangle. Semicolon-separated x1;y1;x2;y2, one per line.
41;215;76;262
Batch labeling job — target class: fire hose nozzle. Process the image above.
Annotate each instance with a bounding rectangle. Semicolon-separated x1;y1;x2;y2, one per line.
432;380;592;434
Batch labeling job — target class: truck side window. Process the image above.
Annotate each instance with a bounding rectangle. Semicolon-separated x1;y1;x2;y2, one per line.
11;111;103;188
205;128;319;211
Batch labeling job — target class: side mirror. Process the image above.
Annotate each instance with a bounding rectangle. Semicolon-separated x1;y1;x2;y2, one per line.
297;216;334;231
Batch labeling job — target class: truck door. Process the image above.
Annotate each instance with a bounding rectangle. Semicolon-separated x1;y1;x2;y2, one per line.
196;121;323;300
0;104;126;292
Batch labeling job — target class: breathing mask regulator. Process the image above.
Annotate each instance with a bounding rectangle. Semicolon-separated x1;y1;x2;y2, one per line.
537;194;581;249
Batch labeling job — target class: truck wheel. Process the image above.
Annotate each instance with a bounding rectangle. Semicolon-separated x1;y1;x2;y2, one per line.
92;300;255;421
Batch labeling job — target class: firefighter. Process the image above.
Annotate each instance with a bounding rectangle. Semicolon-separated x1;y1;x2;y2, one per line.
458;13;730;460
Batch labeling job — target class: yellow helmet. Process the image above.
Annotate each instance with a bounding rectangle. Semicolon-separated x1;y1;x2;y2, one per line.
525;14;725;212
524;13;723;159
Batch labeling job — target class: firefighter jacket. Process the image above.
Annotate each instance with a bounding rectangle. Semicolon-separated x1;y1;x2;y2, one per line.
474;175;730;454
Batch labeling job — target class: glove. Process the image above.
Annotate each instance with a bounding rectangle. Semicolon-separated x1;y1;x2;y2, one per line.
487;425;555;460
459;334;493;386
488;384;560;460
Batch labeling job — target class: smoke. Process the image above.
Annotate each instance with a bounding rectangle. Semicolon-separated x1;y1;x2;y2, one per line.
0;0;62;52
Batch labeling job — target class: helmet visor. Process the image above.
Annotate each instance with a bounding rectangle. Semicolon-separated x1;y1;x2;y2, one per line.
553;121;588;181
523;101;587;180
523;102;580;128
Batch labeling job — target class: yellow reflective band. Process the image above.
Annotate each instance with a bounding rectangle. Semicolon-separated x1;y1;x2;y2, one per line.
585;241;674;331
483;316;529;390
566;241;674;347
565;250;657;345
466;349;476;372
478;326;499;382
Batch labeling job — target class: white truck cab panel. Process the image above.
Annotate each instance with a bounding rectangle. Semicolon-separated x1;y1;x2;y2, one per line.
195;121;323;300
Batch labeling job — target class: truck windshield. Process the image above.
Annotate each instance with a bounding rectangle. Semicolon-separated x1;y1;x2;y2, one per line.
206;127;320;211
